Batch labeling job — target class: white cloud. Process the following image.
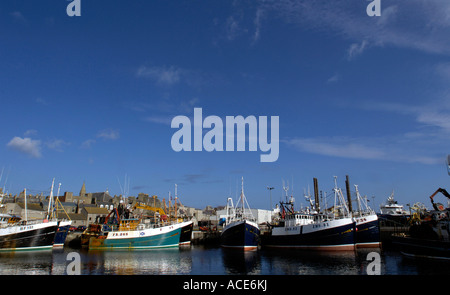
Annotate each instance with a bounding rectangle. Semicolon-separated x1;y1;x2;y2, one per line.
259;0;450;56
252;8;264;43
144;116;173;126
326;73;340;84
314;95;450;165
136;65;182;85
45;139;70;152
97;129;120;140
7;137;42;158
347;40;369;60
360;99;450;134
283;136;441;165
284;137;386;161
81;139;96;149
24;129;38;137
226;16;242;41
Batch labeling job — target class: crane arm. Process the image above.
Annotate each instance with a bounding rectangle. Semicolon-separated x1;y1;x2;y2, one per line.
429;188;450;211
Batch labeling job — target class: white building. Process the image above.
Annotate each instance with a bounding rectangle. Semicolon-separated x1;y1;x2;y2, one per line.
216;208;275;225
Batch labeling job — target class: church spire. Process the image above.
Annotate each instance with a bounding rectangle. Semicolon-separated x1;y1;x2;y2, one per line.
80;182;86;197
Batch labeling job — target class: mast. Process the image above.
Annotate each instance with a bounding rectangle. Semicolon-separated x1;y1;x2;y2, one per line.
24;188;28;222
345;175;353;214
354;184;363;215
241;177;244;212
333;176;350;218
313;177;319;212
175;184;178;220
47;178;55;220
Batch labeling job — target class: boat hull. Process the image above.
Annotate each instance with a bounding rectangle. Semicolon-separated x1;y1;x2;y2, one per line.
392;236;450;260
89;223;185;250
0;221;59;251
180;221;193;245
265;218;355;251
354;214;381;248
220;220;260;251
53;221;72;247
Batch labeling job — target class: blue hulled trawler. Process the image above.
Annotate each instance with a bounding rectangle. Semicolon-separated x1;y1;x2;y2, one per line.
264;177;356;251
220;177;260;251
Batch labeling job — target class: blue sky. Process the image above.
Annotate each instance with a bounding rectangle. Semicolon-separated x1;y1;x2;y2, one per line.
1;0;449;211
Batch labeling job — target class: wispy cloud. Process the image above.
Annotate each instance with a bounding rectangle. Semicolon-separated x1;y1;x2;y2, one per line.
164;173;223;185
45;139;70;152
347;40;369;60
304;92;450;165
136;65;182;86
252;7;265;43
81;139;96;149
81;129;119;149
284;137;386;160
35;98;49;105
10;11;27;24
256;0;450;56
97;129;120;140
24;129;38;137
360;99;450;134
7;136;42;158
326;73;340;84
126;97;201;126
136;64;214;90
144;115;173;126
225;15;243;41
283;136;441;165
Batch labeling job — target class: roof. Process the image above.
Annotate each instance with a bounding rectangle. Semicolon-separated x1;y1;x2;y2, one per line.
83;207;110;215
41;201;77;208
17;203;45;211
56;212;86;220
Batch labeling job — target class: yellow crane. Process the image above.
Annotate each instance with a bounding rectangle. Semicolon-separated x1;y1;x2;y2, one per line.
133;196;167;222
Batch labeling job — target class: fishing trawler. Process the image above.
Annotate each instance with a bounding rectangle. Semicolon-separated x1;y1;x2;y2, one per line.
0;189;59;251
351;183;381;248
89;219;192;250
264;177;355;251
45;179;72;248
220;177;260;251
87;205;192;250
392;187;450;260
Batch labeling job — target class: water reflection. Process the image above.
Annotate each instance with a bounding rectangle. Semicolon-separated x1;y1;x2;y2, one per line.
261;248;361;275
0;245;445;275
0;250;55;275
84;248;193;275
222;248;261;274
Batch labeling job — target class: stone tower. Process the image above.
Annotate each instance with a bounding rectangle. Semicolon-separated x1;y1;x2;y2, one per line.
80;182;86;197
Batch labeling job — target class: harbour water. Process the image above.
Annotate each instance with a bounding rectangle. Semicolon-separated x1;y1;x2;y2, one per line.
0;245;448;275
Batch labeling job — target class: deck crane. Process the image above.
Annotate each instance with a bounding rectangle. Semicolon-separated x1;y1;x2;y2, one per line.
429;188;450;211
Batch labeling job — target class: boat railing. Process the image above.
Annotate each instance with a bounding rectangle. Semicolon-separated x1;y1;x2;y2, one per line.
0;219;54;229
353;209;376;217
